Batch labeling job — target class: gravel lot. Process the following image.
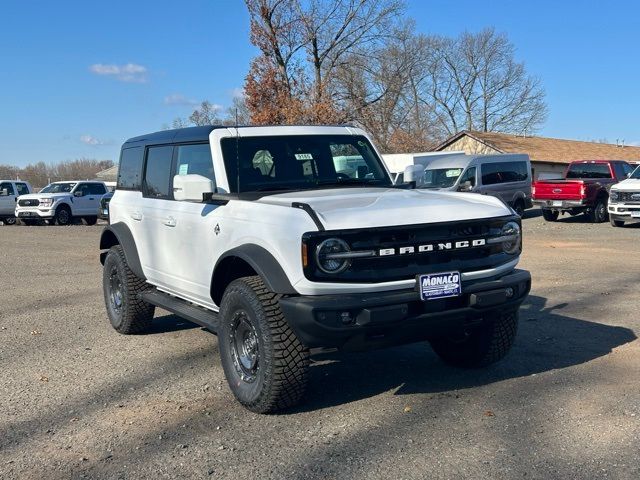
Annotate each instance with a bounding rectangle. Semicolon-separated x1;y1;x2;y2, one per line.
1;212;638;480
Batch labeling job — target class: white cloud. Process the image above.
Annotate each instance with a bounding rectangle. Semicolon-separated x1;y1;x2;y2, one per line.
89;63;148;83
164;93;198;106
231;87;245;99
80;135;110;146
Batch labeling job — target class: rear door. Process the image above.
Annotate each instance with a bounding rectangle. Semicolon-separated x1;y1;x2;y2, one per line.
0;181;16;215
86;183;107;212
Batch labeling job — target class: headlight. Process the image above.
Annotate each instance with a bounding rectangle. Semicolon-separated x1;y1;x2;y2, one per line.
39;198;53;207
609;190;619;202
316;238;351;274
501;221;521;255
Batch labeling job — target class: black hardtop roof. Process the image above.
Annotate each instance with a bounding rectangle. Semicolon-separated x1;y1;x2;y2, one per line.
123;124;358;147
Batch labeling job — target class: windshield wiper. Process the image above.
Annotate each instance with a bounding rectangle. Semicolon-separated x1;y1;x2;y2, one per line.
316;178;382;186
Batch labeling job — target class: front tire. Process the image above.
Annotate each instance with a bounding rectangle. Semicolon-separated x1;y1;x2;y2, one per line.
541;209;559;221
84;216;98;226
429;312;519;368
610;218;625;227
218;276;310;413
103;245;154;334
54;205;72;226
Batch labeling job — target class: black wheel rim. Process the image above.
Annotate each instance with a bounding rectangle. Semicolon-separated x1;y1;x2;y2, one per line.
229;310;259;383
597;203;606;221
58;210;70;224
108;265;123;313
5;217;16;225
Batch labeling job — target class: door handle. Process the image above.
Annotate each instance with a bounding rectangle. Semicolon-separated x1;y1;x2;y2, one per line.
131;211;143;221
163;216;176;227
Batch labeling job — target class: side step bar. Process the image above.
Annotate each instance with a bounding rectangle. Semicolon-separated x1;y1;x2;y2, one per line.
140;290;219;333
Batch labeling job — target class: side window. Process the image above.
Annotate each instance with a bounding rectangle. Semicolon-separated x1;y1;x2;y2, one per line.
88;183;107;195
481;163;501;185
143;145;174;199
16;183;29;195
0;182;15;196
175;144;216;183
459;167;476;186
75;183;91;196
117;147;144;190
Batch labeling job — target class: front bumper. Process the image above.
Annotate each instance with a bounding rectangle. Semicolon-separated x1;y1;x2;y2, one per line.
15;208;54;219
279;269;531;350
608;203;640;221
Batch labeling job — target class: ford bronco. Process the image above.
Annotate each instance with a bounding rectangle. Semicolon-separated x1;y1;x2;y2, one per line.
100;126;531;413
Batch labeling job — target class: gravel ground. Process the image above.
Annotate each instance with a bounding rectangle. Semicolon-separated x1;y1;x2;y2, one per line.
1;212;638;480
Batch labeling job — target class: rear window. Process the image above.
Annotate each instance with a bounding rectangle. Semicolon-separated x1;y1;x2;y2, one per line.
117;147;144;190
566;163;611;179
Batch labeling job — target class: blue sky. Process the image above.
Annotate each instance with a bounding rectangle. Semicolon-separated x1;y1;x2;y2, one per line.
1;0;639;167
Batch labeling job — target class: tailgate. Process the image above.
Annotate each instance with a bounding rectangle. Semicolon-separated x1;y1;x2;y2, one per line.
533;180;583;200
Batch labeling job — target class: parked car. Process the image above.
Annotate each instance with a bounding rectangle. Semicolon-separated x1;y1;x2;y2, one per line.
0;180;32;225
608;165;640;227
15;180;108;225
100;125;531;413
98;191;114;222
532;160;633;222
418;154;532;216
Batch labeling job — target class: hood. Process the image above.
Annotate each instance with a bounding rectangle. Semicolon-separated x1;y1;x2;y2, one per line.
19;192;72;199
257;187;511;230
612;178;640;191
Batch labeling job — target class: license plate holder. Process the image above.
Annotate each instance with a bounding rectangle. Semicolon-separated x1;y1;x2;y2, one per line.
418;271;462;301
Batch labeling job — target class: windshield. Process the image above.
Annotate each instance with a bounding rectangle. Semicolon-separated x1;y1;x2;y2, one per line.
40;182;76;193
629;166;640;179
220;135;391;193
566;163;611;179
422;168;463;188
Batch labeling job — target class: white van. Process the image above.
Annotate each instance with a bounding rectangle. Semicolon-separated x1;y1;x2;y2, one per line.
0;180;32;225
416;154;532;216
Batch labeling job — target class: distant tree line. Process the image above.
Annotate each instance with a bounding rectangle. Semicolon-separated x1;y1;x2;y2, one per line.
0;159;114;189
175;0;547;153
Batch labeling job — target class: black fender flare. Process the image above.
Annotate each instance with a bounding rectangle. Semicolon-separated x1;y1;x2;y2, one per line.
99;222;145;280
213;244;296;295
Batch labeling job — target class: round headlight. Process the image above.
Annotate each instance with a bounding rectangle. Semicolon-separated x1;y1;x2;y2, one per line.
610;190;619;202
502;221;521;255
316;238;351;274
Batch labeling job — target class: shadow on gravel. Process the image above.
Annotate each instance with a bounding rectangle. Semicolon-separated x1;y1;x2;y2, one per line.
296;294;636;412
144;313;199;334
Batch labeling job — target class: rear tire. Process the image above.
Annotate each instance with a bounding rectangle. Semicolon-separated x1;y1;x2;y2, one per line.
429;312;519;368
513;199;525;217
610;218;625;227
103;245;154;334
84;216;98;226
541;209;559;221
54;205;72;226
588;199;608;223
218;276;310;413
4;216;16;225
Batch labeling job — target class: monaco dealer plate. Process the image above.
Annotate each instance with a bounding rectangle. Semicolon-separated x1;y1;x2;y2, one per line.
418;271;461;301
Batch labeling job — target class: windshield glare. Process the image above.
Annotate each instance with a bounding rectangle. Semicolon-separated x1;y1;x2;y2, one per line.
422;168;463;188
40;183;76;193
220;135;391;193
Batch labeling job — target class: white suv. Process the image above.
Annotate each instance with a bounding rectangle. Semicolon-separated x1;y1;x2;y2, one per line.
16;181;108;225
0;180;32;225
100;126;531;413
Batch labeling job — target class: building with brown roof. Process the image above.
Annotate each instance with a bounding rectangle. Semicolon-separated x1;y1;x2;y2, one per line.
435;131;640;180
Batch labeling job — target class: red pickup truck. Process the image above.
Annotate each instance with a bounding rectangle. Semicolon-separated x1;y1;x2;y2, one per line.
532;160;633;222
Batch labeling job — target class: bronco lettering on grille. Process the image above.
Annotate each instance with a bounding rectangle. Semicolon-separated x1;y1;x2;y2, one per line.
378;238;486;257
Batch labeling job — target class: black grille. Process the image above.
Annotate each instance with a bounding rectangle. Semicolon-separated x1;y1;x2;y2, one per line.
18;199;39;207
303;216;519;283
617;191;640;202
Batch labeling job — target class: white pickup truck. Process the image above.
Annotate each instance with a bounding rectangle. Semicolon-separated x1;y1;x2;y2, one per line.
0;180;32;225
100;125;531;413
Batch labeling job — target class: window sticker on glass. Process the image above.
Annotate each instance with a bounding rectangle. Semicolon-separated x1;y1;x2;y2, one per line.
446;168;463;178
295;153;313;160
178;164;189;175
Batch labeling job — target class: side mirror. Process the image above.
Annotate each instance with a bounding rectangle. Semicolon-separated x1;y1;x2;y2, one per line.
74;190;84;197
0;189;8;196
173;174;215;202
458;181;473;192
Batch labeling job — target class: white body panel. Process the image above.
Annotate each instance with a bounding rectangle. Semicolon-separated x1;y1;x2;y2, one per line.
0;180;32;216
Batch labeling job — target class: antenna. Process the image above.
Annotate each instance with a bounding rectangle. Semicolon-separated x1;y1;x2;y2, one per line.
235;108;240;194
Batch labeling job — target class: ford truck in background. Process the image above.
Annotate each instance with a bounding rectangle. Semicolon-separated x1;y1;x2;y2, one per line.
532;160;633;222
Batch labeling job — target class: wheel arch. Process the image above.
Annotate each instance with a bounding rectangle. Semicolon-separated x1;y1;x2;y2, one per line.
99;222;145;280
211;245;296;306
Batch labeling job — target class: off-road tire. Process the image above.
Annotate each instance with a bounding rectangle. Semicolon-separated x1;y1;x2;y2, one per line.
588;199;608;223
513;199;525;217
429;312;519;368
103;245;154;334
218;276;310;413
610;218;625;227
54;205;72;226
84;216;98;226
541;209;559;222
